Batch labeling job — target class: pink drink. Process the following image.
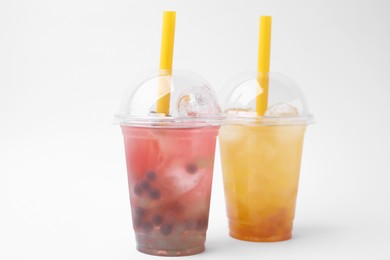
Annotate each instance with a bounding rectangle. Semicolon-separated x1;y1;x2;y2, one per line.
121;125;219;256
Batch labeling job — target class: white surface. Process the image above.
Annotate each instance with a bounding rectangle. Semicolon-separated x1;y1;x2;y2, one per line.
1;0;390;259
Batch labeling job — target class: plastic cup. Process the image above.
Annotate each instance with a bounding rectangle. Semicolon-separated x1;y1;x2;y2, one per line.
115;70;222;256
218;72;314;242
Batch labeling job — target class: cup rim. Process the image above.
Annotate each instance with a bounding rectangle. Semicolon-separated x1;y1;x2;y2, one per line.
115;114;224;128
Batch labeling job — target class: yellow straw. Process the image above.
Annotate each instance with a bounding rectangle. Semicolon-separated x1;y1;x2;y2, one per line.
256;16;272;116
156;11;176;115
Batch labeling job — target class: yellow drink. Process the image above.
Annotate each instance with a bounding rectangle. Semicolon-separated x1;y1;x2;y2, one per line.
219;124;306;242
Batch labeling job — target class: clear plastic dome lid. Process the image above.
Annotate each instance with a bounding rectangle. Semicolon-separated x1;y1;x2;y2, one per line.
221;72;314;125
115;70;222;127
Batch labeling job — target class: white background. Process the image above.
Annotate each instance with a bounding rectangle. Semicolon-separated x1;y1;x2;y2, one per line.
1;0;390;259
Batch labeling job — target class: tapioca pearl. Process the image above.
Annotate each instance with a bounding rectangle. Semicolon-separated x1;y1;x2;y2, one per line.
160;224;173;236
140;180;150;190
146;171;157;181
196;218;208;231
133;185;143;196
185;163;198;174
149;189;161;200
152;215;163;226
142;222;153;233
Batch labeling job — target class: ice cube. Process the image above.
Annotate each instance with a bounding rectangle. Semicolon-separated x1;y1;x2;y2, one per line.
177;86;220;117
225;108;257;116
265;103;298;117
164;161;203;194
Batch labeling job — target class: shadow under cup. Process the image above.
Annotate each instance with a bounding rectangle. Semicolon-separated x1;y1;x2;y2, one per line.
122;125;219;256
219;124;306;242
